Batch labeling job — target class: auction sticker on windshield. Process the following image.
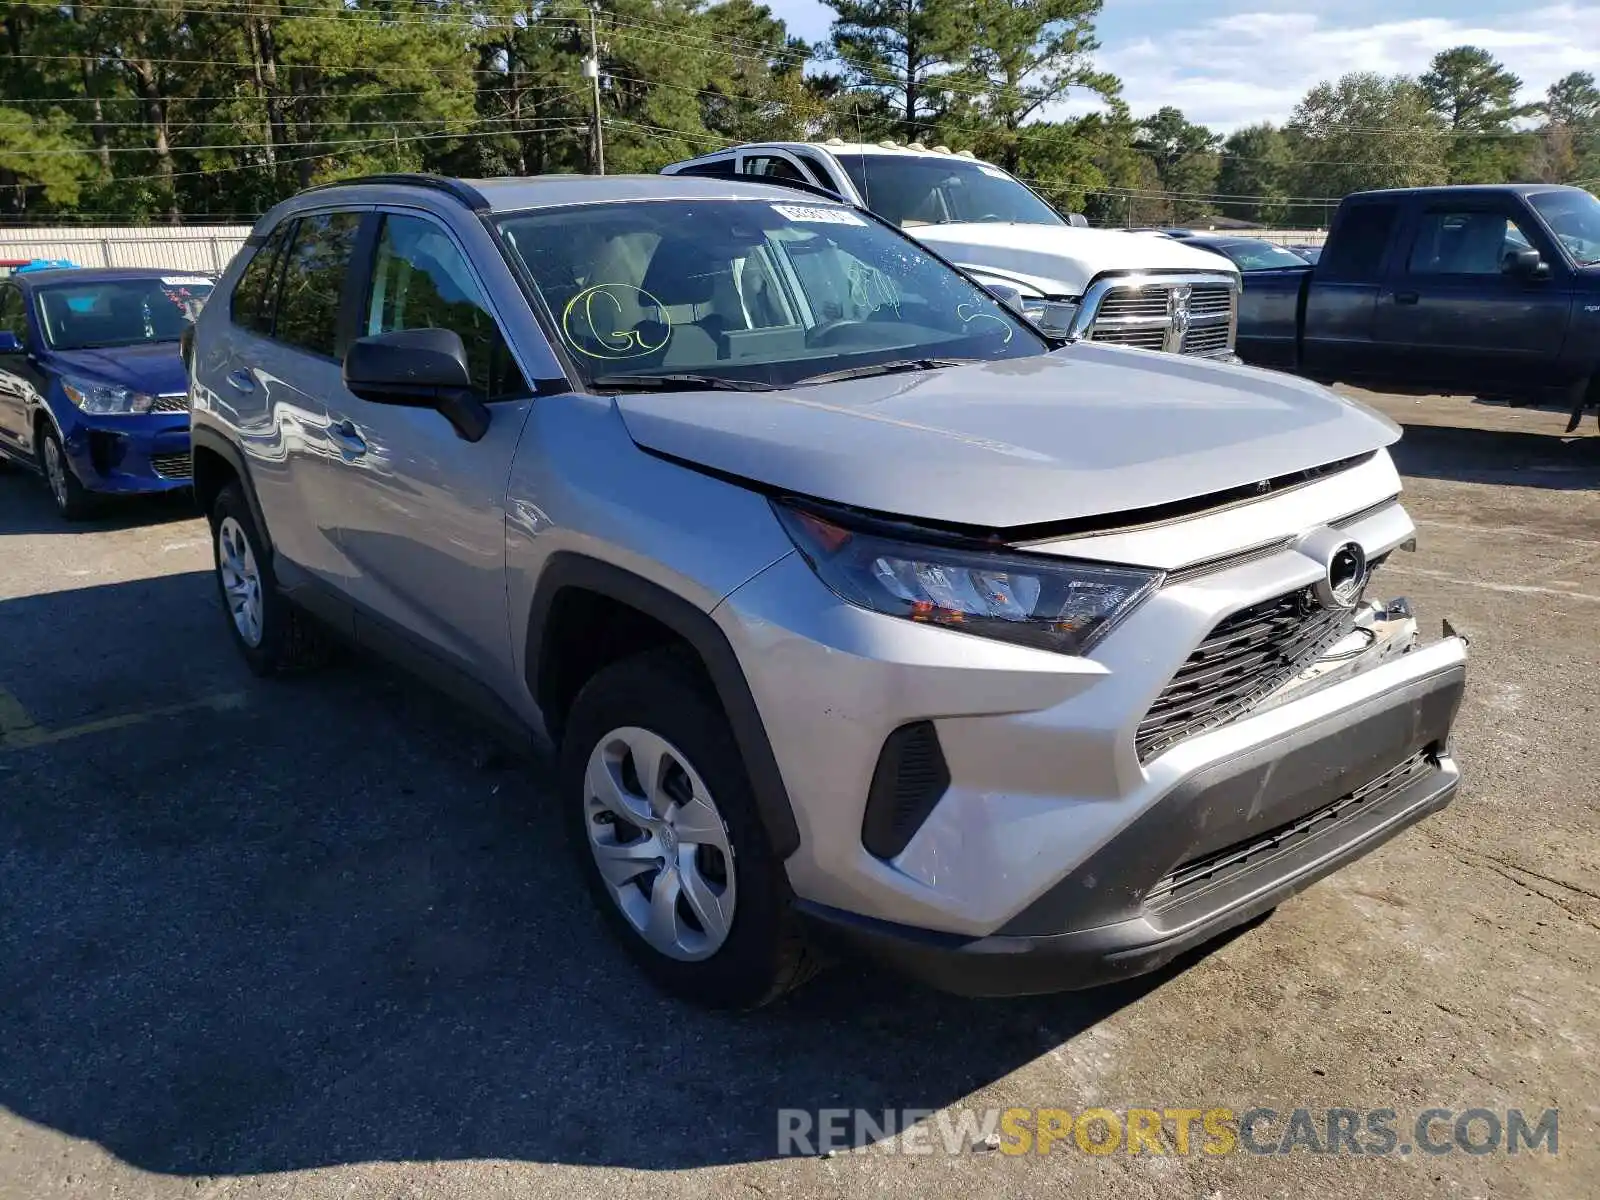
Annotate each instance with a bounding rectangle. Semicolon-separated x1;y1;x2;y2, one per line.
162;276;212;286
773;204;867;226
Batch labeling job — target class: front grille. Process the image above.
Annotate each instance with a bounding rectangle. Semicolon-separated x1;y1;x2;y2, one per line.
1180;323;1231;356
1086;280;1236;357
1136;586;1358;761
1145;748;1438;906
151;393;189;413
1090;324;1168;351
149;451;192;480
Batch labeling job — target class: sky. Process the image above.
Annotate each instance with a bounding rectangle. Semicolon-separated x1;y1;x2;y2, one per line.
763;0;1600;130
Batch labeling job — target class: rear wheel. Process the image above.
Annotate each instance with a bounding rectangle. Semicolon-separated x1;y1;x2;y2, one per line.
560;650;818;1009
38;427;94;520
210;482;327;676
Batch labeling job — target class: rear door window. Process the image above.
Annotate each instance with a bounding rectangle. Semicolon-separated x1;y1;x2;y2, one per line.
674;157;737;178
274;212;364;358
0;285;25;341
229;222;292;335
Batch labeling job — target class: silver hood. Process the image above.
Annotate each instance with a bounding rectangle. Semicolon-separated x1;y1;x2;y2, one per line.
614;344;1401;530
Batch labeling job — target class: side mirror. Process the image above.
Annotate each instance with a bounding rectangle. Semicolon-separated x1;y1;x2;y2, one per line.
0;330;23;355
1066;212;1089;228
1503;247;1550;280
984;282;1026;310
342;328;490;443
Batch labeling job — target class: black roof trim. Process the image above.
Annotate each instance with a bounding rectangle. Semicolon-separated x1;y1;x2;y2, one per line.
295;172;490;212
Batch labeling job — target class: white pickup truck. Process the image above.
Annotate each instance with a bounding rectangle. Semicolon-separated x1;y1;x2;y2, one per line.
663;140;1242;358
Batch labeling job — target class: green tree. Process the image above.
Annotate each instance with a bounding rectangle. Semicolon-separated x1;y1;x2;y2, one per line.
1132;105;1219;222
1215;122;1291;224
952;0;1117;172
826;0;969;138
1530;71;1600;185
1288;73;1447;223
1419;46;1534;183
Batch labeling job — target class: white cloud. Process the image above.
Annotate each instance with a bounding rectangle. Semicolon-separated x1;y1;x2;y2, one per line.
1073;5;1600;129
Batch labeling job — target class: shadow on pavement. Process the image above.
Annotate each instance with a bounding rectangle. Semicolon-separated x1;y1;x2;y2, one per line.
1389;420;1600;490
0;467;198;536
0;572;1236;1177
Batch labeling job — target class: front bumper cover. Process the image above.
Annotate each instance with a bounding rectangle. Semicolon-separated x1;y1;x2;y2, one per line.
800;647;1466;997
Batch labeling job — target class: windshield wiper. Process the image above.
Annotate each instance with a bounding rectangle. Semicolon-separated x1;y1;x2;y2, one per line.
798;357;981;387
591;372;777;393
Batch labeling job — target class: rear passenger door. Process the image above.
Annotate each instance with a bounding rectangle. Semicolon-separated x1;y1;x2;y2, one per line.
1372;203;1571;393
0;283;35;452
204;209;367;589
319;209;539;685
1300;199;1399;385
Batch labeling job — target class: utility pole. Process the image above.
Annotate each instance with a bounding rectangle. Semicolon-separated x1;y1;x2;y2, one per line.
584;3;605;175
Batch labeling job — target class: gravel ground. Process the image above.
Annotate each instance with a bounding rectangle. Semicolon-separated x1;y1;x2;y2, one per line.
0;390;1596;1200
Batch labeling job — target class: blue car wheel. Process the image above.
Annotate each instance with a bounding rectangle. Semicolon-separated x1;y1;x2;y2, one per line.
39;426;95;520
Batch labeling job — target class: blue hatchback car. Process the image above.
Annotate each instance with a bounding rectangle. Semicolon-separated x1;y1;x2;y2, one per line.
0;267;213;518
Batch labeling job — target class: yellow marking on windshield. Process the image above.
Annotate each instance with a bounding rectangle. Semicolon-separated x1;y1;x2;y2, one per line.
561;284;672;360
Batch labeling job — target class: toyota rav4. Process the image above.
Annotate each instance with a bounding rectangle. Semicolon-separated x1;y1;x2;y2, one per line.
186;173;1468;1009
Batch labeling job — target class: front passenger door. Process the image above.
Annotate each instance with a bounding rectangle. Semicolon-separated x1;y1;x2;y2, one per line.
1373;205;1571;394
322;211;539;687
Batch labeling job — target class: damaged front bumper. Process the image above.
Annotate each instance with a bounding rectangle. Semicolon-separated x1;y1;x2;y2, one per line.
801;603;1469;998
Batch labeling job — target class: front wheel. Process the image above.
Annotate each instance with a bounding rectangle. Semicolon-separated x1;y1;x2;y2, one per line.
560;650;818;1009
38;427;95;520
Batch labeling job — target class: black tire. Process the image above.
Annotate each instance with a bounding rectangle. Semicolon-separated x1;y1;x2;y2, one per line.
560;649;819;1009
209;481;327;676
37;426;95;520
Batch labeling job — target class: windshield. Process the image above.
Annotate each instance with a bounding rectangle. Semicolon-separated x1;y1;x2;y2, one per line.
496;199;1044;390
1529;189;1600;265
1206;240;1310;271
838;155;1065;229
36;276;213;350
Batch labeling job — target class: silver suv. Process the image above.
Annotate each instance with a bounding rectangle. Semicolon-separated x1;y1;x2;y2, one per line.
188;173;1468;1009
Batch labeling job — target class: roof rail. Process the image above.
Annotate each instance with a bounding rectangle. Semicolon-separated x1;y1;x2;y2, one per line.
296;172;490;211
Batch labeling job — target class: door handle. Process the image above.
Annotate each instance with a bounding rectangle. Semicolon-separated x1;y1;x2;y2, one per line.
1394;291;1420;306
226;369;256;393
328;419;368;460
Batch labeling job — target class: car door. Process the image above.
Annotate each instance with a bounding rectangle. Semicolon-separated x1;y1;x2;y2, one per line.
203;209;369;591
319;208;541;686
1372;202;1572;394
0;282;40;454
1300;199;1401;385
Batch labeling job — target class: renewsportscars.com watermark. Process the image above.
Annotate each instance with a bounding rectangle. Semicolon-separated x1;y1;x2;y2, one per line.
778;1106;1560;1158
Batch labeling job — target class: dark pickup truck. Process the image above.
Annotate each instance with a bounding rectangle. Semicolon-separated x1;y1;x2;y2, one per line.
1236;184;1600;430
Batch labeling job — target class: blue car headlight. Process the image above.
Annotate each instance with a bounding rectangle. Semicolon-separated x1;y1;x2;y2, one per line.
60;374;154;415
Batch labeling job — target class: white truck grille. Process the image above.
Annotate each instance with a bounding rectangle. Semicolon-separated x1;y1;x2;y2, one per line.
1083;278;1237;358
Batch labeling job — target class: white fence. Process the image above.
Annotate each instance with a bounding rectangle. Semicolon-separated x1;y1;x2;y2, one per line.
0;225;253;274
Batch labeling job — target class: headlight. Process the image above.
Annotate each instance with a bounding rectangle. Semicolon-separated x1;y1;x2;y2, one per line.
774;502;1161;656
1023;299;1080;337
60;375;154;414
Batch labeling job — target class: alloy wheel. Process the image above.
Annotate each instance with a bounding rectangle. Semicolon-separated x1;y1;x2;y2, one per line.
217;515;264;648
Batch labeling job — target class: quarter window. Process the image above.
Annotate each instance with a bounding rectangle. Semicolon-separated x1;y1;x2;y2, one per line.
274;212;363;357
363;214;527;401
1321;202;1398;281
229;221;292;335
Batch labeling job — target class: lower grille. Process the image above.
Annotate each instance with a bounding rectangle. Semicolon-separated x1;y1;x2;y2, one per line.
1136;586;1357;761
1146;748;1438;906
151;393;190;413
149;451;192;480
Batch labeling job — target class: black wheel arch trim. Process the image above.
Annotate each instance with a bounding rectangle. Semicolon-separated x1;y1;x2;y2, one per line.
525;552;802;860
189;426;273;553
